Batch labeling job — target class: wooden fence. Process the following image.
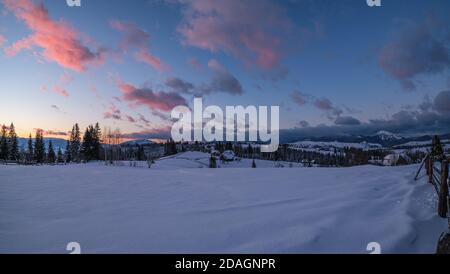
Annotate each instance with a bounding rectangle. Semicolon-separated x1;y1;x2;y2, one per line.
414;136;450;253
415;137;449;219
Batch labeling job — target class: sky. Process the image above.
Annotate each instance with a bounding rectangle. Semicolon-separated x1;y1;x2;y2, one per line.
0;0;450;141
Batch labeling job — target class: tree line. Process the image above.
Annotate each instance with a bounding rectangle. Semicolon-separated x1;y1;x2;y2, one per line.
0;122;103;165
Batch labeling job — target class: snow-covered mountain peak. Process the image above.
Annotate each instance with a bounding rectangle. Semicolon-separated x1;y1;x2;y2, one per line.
374;130;403;141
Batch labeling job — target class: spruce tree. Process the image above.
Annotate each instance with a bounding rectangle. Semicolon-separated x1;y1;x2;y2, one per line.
27;134;34;162
70;124;81;162
209;154;217;168
65;140;72;163
34;130;45;164
8;123;19;161
57;148;64;164
93;123;102;160
81;125;94;161
47;140;56;164
0;125;9;161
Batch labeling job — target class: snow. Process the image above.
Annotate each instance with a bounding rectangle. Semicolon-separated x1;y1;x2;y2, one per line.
222;150;236;161
394;139;450;148
374;130;403;140
0;153;447;254
290;141;382;151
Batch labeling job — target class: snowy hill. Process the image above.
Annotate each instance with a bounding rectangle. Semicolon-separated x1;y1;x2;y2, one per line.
0;162;446;253
374;130;403;141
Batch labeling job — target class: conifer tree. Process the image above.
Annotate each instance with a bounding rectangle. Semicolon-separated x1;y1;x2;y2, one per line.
8;123;19;161
27;134;34;161
70;124;81;162
65;140;72;163
81;125;94;161
0;125;9;161
93;122;102;160
209;154;217;168
57;148;64;164
34;130;45;164
47;140;56;164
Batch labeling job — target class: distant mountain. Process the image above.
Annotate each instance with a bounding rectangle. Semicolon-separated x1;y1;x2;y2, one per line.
373;130;403;141
120;139;156;146
18;137;67;152
284;132;450;148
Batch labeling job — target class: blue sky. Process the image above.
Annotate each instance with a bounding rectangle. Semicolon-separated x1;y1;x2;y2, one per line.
0;0;449;139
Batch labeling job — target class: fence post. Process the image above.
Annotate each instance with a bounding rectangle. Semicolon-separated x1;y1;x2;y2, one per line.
425;154;430;175
429;156;434;184
438;160;449;218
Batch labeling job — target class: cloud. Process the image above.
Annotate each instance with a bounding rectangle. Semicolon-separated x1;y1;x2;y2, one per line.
298;120;310;128
138;113;151;127
110;20;150;50
335;116;361;126
202;59;243;95
3;0;105;72
53;85;70;97
165;59;243;96
103;103;122;120
117;79;187;112
313;97;343;119
281;91;450;141
176;0;295;70
165;77;195;94
125;115;136;123
50;104;66;114
433;90;450;113
379;18;450;91
187;57;201;69
0;34;6;46
120;126;172;140
290;91;346;120
135;49;169;71
290;91;310;107
33;128;69;137
110;20;168;71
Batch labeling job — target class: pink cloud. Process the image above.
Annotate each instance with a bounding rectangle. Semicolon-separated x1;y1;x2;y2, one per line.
125;115;136;123
135;49;169;71
0;34;6;46
116;79;187;112
59;72;74;84
110;20;169;71
103;103;122;120
53;85;70;97
187;57;201;69
3;0;105;72
177;0;293;70
33;128;69;137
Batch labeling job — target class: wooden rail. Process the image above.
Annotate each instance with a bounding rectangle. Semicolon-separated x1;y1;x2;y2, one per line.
415;137;449;219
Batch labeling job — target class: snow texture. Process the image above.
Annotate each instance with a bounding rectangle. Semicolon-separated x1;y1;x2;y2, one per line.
0;152;447;254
